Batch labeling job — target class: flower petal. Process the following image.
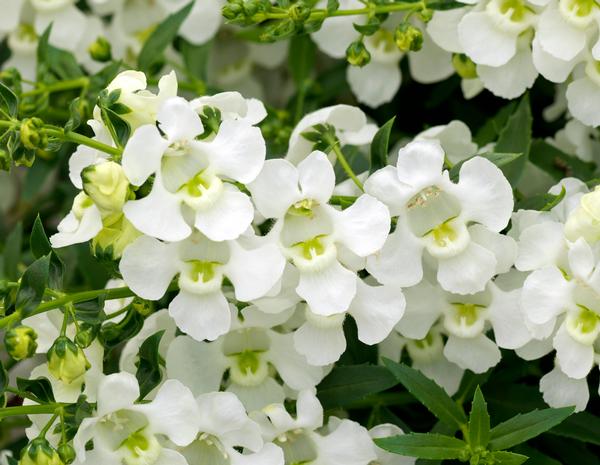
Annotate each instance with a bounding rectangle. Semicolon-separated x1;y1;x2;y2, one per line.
553;322;594;379
437;241;497;294
157;96;204;142
521;267;571;325
169;290;231;342
458;11;517;66
347;61;401;108
540;366;589;412
293;320;346;366
443;334;501;373
247;159;302;219
297;151;335;203
194;187;254;241
121;124;168;186
296;261;357;315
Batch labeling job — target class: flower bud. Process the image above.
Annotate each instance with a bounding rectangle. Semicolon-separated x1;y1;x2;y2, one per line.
452;53;478;79
395;23;423;52
222;0;245;20
0;148;10;171
57;444;75;465
565;187;600;244
20;117;48;151
88;36;112;62
82;161;130;215
74;324;97;349
288;2;311;22
132;297;153;317
47;336;90;384
346;40;371;67
19;439;64;465
92;213;141;260
4;326;38;361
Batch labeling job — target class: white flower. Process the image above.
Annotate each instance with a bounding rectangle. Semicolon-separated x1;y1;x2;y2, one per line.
163;0;225;45
252;390;378;465
365;139;515;293
415;120;478;166
73;372;199;465
250;151;391;315
122;96;265;242
49;191;103;248
521;238;600;380
293;278;405;366
120;232;286;342
540;362;591;411
177;391;284;465
191;91;268;126
566;59;600;126
379;330;465;396
166;306;326;411
286;105;377;164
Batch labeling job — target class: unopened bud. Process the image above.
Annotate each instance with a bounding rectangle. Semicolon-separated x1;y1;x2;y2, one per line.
346;40;371;67
92;213;141;260
4;326;38;361
452;53;478;79
82;161;130;215
57;444;75;465
395;23;423;52
288;2;311;22
20;117;47;151
88;36;112;62
47;336;90;384
132;297;153;317
75;324;97;349
19;439;64;465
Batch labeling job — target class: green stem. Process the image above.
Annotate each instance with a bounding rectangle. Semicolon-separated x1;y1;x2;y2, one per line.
22;77;90;98
253;2;420;22
0;404;61;419
0;285;140;329
38;413;59;438
42;126;122;157
331;143;364;192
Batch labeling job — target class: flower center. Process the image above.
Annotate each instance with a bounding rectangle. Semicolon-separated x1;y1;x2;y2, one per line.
566;305;600;345
117;428;162;465
181;433;231;465
559;0;597;27
273;429;319;465
486;0;535;34
227;350;270;386
177;170;224;211
288;199;318;218
405;330;445;363
443;303;487;338
178;260;223;295
287;235;337;272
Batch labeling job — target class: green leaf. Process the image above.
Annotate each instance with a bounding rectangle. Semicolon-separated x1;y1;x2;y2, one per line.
136;330;165;400
492;451;529;464
180;39;211;82
15;254;50;317
0;81;18;116
317;364;397;408
64;97;85;133
30;215;52;259
468;386;490;448
100;107;131;148
489;407;574;451
529;139;596;182
517;185;566;211
327;0;340;11
474;101;516;147
62;395;93;441
449;152;523;182
74;297;107;324
369;117;395;173
383;359;467;430
375;433;467;460
428;0;465;9
549;411;600;446
289;35;316;87
138;2;194;72
36;26;84;81
494;94;532;186
3;222;22;281
16;377;55;403
99;309;145;350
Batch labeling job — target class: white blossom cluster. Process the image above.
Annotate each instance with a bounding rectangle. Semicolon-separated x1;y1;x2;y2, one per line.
10;67;598;464
427;0;600;126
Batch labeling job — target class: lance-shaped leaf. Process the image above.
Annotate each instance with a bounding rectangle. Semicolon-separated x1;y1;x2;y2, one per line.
16;254;50;317
383;358;467;430
370;117;395;173
136;330;165;400
468;386;490;448
491;451;529;464
17;377;55;403
375;433;467;460
489;407;574;451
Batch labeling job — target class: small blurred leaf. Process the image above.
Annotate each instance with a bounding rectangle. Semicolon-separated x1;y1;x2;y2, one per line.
3;222;23;280
0;81;18;116
136;330;165;400
15;254;50;317
370;117;395;173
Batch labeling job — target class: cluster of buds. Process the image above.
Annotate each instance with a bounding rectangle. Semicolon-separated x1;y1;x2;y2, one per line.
222;0;273;25
4;326;38;361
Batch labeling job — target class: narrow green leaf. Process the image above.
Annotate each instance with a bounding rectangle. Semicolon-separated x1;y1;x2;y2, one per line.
138;2;194;72
428;0;465;9
468;386;490;448
30;215;52;259
136;330;165;400
288;35;316;87
517;185;566;212
549;411;600;446
180;39;211;82
317;364;397;409
16;377;55;403
64;97;85;133
3;222;22;280
449;152;522;182
474;101;516;147
383;359;467;429
15;254;50;317
492;451;529;464
529;138;596;182
369;117;395;173
489;407;574;451
494;94;532;186
0;81;18;116
327;0;340;12
375;433;467;460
